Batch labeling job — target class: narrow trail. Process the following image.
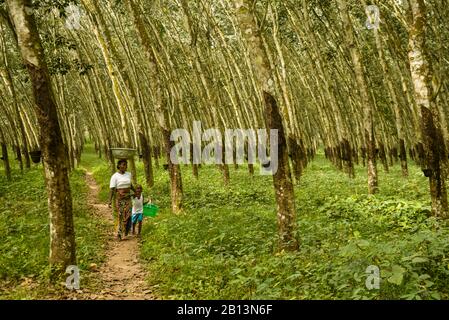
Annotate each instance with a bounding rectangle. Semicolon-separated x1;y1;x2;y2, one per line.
78;172;156;300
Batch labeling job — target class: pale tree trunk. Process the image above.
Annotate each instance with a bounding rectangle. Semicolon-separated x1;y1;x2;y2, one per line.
140;133;154;188
127;0;183;213
81;0;137;184
15;145;23;172
190;143;199;179
180;0;231;186
408;0;448;218
234;0;298;251
0;129;11;181
288;136;303;183
7;0;76;273
0;69;30;170
162;126;183;213
338;0;378;194
371;8;408;177
154;146;160;169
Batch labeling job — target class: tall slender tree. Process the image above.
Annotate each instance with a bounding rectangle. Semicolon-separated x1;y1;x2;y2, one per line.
408;0;448;217
6;0;76;274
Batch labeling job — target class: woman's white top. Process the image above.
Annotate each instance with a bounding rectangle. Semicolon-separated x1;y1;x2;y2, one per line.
132;194;144;214
109;172;132;189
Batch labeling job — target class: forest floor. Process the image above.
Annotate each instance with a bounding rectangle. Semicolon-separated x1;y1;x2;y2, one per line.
64;172;156;300
3;145;449;299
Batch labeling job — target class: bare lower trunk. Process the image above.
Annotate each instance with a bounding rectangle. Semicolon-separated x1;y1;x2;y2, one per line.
7;0;76;274
361;147;366;167
1;142;11;181
15;145;23;172
140;133;154;188
421;107;447;216
399;139;408;177
248;163;254;177
233;149;239;170
341;139;355;178
264;92;299;251
367;131;378;194
235;0;298;251
23;144;30;169
192;164;199;179
220;164;230;185
353;149;359;166
338;0;378;194
408;0;447;217
129;157;137;186
190;144;199;179
388;149;394;167
288;136;303;184
379;143;389;173
335;146;343;171
154;146;160;169
220;138;230;185
163;128;183;213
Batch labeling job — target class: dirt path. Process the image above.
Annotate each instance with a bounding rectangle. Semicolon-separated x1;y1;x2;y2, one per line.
79;172;156;300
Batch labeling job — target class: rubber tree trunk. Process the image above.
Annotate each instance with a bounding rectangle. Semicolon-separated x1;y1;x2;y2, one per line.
1;140;11;181
162;128;183;213
15;145;23;172
235;0;298;251
127;0;183;212
379;143;389;173
408;0;448;217
373;26;408;177
7;0;76;274
264;93;298;250
140;133;154;188
288;136;303;184
191;144;199;179
341;139;355;178
220;138;230;185
248;163;254;177
338;0;378;194
154;146;160;169
0;63;31;169
399;139;408;177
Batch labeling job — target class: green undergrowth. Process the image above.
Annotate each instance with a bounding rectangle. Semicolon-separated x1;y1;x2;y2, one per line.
137;154;449;300
83;146;449;299
0;158;109;299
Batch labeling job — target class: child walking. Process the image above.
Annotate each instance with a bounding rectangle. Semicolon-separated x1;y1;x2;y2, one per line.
131;185;151;236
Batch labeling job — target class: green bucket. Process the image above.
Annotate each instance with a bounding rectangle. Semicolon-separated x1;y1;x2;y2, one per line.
143;203;159;217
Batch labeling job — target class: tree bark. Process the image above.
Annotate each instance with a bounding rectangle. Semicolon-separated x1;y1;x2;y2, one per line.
408;0;448;217
15;145;23;172
338;0;378;194
127;0;183;212
1;138;11;181
140;133;154;188
7;0;76;273
162;128;183;213
399;139;409;177
288;136;303;184
235;0;298;251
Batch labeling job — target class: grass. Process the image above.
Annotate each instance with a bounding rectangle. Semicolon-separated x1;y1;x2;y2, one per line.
0;151;109;299
2;146;449;300
134;152;449;300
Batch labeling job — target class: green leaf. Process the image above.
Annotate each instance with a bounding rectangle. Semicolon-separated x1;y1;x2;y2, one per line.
431;292;441;300
411;257;428;264
357;239;369;248
388;265;406;285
